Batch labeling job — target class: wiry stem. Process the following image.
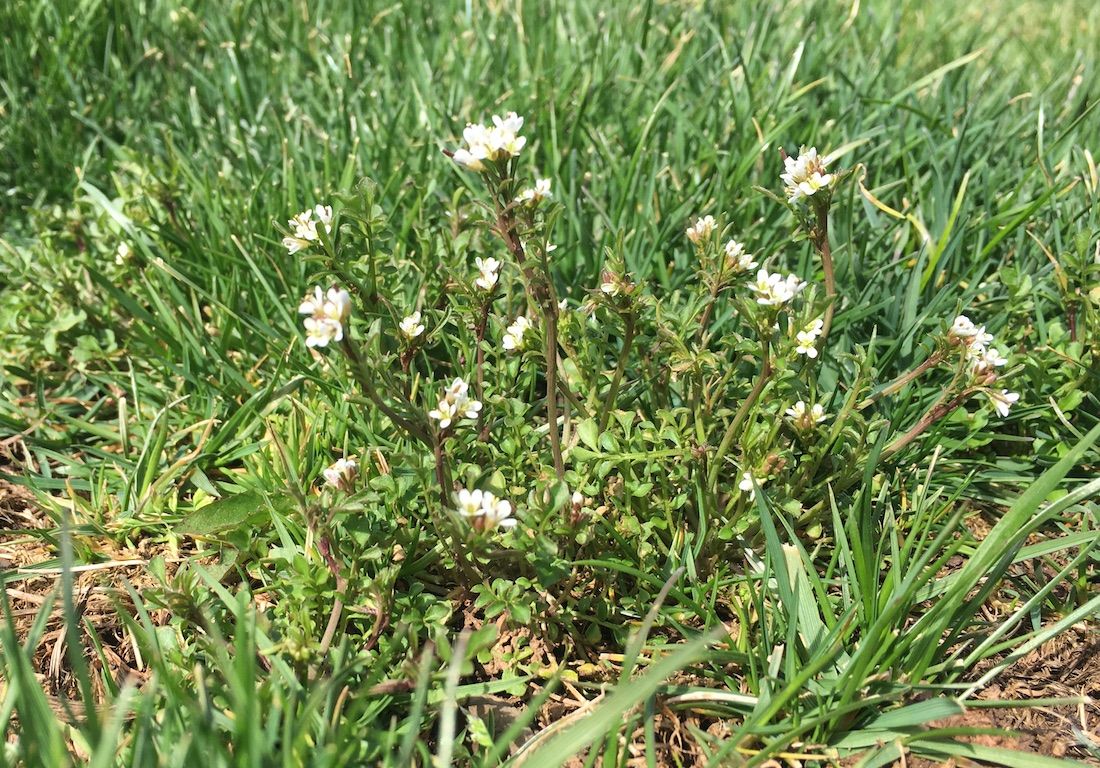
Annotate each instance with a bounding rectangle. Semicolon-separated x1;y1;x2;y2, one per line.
695;255;729;347
474;300;491;439
883;388;974;458
709;339;771;490
858;351;946;411
315;534;347;663
812;201;837;345
494;203;565;479
341;338;431;445
433;433;453;505
598;313;637;433
543;309;565;477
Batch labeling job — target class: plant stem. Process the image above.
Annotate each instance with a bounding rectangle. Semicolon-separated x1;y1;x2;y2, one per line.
709;339;771;490
433;433;453;505
695;254;729;347
813;202;837;344
882;388;974;458
493;201;565;479
474;300;491;439
543;308;565;478
598;313;636;433
858;351;946;411
315;534;348;667
341;338;431;444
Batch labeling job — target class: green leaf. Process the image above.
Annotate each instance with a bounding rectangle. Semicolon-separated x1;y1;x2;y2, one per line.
577;418;599;450
913;740;1088;768
176;492;290;536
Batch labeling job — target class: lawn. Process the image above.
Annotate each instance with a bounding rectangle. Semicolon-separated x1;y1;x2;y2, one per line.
1;0;1099;765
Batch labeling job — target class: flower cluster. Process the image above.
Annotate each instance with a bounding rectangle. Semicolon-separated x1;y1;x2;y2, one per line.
786;401;826;431
795;318;824;358
516;178;552;206
781;147;834;204
686;215;717;246
502;315;531;352
399;311;425;340
452;112;526;171
428;377;482;430
723;239;758;274
475;256;501;292
599;268;635;299
282;204;334;254
322;457;358;492
455;488;517;532
949;315;1017;416
682;213;717;244
749;269;806;307
299;286;352;348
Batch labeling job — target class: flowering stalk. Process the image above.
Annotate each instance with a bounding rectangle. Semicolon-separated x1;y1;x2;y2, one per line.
695;259;728;346
493;202;565;479
474;300;492;437
882;387;975;458
598;312;637;433
339;337;431;445
709;339;771;490
780;147;838;344
315;533;348;662
432;433;454;506
810;199;837;344
858;350;946;411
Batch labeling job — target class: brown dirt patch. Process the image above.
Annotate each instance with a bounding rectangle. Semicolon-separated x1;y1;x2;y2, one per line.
1;471;181;723
911;623;1100;766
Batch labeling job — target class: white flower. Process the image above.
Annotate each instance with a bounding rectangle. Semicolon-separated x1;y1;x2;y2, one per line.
115;242;131;265
516;178;552;205
282;234;312;255
501;315;531;351
785;402;808;421
480;492;517;530
489;112;527;156
289;210;316;239
971;346;1007;375
987;389;1020;418
455;488;518;532
475;256;501;292
724;239;758;273
282;205;333;254
795;318;824;358
971;326;994;349
739;471;764;501
299;286;352;348
951;315;978;338
429;377;482;430
749;269;806;307
457;396;482;420
313;204;334;233
456;488;485;517
428;398;458;430
954;315;998;364
399;311;425;340
453;112;526;171
786;401;827;430
781;147;834;203
686;215;717;245
322;457;358;492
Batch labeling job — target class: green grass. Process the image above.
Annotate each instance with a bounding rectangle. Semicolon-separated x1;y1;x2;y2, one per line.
2;0;1099;765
